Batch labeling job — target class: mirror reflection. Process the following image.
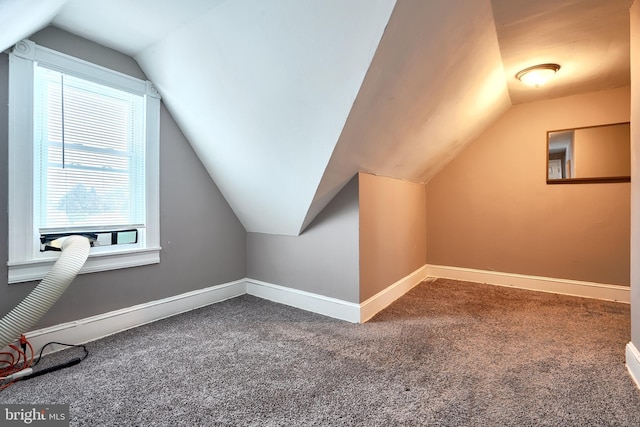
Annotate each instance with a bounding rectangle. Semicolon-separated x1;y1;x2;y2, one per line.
547;122;630;183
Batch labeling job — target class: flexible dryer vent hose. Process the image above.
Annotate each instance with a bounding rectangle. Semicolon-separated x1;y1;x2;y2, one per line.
0;235;91;352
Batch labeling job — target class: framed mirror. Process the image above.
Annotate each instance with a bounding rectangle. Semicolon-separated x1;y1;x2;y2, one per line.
547;122;630;184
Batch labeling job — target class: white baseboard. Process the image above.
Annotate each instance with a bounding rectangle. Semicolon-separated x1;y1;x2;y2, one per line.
246;265;429;324
425;264;630;303
360;265;429;322
246;279;361;323
18;279;246;356
12;263;628;358
7;269;427;357
626;342;640;390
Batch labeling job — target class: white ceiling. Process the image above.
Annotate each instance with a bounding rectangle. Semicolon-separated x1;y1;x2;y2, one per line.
0;0;67;52
301;0;512;231
492;0;632;104
51;0;224;56
135;0;396;235
0;0;632;235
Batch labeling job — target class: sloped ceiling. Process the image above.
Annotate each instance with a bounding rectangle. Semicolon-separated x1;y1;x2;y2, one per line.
0;0;67;51
0;0;632;236
134;0;396;236
493;0;632;105
302;0;511;230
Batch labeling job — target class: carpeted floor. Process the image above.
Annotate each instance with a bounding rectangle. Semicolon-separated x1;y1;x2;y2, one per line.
2;278;640;426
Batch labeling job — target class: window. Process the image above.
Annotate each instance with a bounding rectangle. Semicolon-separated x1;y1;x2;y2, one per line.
8;40;161;284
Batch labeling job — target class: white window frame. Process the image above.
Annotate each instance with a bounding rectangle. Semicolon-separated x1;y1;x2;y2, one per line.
7;40;161;284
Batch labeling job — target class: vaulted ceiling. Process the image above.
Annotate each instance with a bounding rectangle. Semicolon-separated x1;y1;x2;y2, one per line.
0;0;632;235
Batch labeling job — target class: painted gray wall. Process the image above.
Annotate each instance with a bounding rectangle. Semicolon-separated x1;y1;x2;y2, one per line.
359;173;427;301
247;175;360;303
0;27;247;328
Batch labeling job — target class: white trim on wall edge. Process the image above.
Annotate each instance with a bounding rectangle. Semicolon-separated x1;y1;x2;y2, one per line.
426;264;630;303
246;279;361;323
246;264;429;324
9;267;429;356
17;279;246;357
626;342;640;390
7;265;630;358
360;265;429;322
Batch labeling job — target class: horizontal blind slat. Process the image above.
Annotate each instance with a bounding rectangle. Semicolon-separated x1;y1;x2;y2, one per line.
34;63;146;231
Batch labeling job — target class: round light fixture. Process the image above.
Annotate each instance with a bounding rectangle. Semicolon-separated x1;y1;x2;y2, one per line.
516;63;560;88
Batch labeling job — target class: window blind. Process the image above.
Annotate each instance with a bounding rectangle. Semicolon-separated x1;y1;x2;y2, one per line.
34;64;146;233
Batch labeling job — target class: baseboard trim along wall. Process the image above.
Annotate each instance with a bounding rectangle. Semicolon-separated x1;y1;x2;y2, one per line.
245;279;361;323
14;264;631;356
626;342;640;390
425;264;630;303
21;279;246;356
16;267;427;355
246;264;429;324
359;265;429;322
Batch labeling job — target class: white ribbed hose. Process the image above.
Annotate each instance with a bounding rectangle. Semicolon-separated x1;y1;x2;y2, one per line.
0;235;91;351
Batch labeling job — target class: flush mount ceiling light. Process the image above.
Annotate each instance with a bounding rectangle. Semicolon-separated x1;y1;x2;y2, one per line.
516;63;561;88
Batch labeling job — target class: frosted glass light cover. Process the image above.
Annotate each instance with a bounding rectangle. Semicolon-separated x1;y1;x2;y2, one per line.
516;64;560;88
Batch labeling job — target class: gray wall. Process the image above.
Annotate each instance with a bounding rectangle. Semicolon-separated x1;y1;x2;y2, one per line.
359;173;426;301
247;175;360;303
0;27;247;328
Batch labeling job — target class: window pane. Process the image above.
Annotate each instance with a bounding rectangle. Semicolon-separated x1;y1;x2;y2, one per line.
34;65;146;232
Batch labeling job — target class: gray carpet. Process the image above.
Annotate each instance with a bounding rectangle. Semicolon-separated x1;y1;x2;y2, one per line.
2;278;640;426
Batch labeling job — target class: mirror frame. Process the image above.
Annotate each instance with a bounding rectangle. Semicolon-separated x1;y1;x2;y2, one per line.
546;122;631;184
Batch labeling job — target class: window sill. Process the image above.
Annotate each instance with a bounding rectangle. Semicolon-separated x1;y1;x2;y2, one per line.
7;247;161;284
